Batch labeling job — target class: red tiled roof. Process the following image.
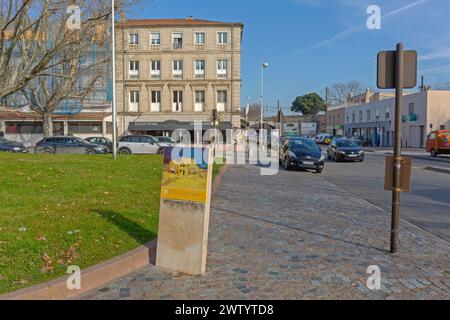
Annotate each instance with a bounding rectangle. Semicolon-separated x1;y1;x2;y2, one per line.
117;18;243;28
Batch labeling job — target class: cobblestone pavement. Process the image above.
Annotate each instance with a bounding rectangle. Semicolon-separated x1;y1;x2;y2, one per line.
82;165;450;300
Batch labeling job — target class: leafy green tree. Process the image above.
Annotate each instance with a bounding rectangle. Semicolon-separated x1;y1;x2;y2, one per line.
291;93;327;115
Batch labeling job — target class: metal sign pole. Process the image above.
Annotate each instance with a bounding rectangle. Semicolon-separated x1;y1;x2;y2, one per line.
391;43;404;254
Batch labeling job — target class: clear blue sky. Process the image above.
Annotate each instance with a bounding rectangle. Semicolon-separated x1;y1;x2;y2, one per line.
129;0;450;112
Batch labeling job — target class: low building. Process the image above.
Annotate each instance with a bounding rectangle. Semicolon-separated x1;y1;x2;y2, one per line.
344;90;450;148
0;105;113;147
326;89;395;135
326;105;346;136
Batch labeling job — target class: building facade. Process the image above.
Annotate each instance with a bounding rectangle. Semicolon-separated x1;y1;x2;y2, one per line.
344;90;450;148
326;89;395;136
115;17;243;137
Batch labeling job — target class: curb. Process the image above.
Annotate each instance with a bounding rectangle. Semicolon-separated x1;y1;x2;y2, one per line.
0;165;230;301
425;166;450;174
212;164;230;195
382;152;450;164
0;241;157;300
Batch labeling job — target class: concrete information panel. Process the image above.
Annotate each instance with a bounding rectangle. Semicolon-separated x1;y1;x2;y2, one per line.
156;147;214;275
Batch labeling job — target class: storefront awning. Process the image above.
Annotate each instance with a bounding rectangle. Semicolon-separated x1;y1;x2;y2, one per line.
129;121;233;132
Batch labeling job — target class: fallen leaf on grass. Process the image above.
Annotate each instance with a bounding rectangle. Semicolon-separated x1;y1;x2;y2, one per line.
41;253;54;273
57;245;79;265
36;236;47;242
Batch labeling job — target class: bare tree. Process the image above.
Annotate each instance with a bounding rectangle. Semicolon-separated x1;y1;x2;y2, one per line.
324;81;368;106
0;1;114;101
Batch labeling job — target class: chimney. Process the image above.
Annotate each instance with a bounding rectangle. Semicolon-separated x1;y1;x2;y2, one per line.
186;16;194;20
365;88;371;103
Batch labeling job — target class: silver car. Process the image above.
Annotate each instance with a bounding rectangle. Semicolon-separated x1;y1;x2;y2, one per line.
118;135;172;155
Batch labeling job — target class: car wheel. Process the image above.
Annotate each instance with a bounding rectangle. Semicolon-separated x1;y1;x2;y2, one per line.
284;158;291;171
157;148;164;155
327;152;331;160
118;148;131;155
85;149;96;155
431;149;438;157
43;148;54;154
316;168;323;174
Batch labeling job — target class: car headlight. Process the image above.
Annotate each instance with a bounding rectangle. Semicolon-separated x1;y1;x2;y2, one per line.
288;151;297;159
320;154;325;161
13;147;21;151
359;150;364;154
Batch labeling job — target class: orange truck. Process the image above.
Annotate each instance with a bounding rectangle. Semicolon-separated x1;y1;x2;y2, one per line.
426;130;450;157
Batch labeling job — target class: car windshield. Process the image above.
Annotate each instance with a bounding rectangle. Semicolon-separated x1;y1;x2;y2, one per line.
289;139;320;152
158;137;173;143
336;140;358;148
76;139;90;145
0;137;8;144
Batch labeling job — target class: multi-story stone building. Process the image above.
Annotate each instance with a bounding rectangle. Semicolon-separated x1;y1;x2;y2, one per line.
115;17;244;137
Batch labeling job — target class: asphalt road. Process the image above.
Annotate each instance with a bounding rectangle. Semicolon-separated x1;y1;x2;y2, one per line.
318;150;450;243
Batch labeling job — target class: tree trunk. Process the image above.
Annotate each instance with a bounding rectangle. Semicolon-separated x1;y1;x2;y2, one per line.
43;113;53;138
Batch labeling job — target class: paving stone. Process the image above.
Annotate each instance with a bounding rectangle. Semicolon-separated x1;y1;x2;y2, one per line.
80;165;450;300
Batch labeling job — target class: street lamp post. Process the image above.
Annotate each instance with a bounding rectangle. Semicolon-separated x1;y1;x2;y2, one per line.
260;62;269;146
111;0;117;159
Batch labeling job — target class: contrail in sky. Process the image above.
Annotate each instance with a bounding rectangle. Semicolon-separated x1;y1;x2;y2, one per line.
270;0;432;63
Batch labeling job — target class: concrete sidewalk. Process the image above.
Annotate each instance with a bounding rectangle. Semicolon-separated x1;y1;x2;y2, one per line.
82;165;450;300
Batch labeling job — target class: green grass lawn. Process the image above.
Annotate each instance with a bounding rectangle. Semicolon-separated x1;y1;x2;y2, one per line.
0;154;163;294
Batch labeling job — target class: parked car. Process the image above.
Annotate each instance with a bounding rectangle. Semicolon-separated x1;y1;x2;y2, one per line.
348;137;364;147
315;134;331;144
118;135;171;155
327;139;365;162
0;137;28;153
279;137;325;173
85;137;114;153
426;130;450;157
155;136;176;145
34;137;109;154
324;135;344;145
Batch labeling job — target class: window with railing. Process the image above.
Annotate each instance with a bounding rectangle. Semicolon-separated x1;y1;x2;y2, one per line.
217;60;228;79
172;60;183;79
151;60;161;79
195;32;205;49
129;90;140;112
172;32;183;49
151;91;161;112
150;32;160;48
217;90;227;112
194;60;205;79
129;61;139;80
195;90;205;112
173;90;183;112
217;32;228;49
129;33;139;46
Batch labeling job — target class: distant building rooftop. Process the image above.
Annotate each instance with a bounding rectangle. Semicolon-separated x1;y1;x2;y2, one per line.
117;18;243;28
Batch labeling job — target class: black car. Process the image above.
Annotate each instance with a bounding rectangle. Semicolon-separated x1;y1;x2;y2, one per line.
327;139;365;162
34;136;109;155
0;137;28;153
279;137;325;173
85;137;114;153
